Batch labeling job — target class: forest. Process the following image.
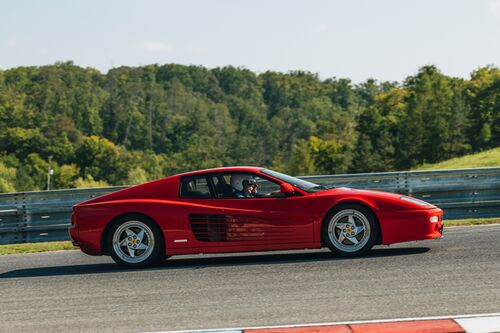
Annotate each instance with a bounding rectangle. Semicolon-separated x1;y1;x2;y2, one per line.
0;62;498;193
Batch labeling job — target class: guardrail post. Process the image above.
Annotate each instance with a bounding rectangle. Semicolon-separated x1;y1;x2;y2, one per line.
395;171;410;195
20;192;28;244
469;172;478;218
13;192;23;244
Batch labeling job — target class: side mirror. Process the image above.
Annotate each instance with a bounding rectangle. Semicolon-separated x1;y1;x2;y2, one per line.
280;183;295;195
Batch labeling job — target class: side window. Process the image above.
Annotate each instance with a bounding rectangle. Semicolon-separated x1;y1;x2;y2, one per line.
212;174;234;198
254;176;281;195
180;176;212;199
212;173;281;199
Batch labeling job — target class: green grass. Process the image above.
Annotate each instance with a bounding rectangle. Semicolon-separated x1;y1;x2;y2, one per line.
1;218;499;255
413;147;500;170
444;217;500;227
0;241;77;255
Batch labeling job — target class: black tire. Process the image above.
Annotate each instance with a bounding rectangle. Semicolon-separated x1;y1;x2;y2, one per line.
107;214;164;268
322;203;379;257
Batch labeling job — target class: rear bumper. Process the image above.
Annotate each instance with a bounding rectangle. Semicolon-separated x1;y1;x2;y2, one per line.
68;212;101;256
69;213;79;244
378;207;443;245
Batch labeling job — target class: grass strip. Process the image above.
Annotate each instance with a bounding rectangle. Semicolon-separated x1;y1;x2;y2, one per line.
0;241;77;255
1;217;499;255
444;217;500;226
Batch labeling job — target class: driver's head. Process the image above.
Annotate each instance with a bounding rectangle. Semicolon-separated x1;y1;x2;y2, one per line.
242;178;256;190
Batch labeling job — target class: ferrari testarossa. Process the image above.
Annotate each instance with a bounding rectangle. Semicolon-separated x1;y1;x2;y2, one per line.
70;167;443;268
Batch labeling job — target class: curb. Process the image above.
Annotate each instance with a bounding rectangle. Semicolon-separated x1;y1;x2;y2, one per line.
151;313;500;333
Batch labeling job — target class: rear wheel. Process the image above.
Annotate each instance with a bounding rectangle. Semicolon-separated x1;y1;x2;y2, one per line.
322;204;379;257
107;215;164;268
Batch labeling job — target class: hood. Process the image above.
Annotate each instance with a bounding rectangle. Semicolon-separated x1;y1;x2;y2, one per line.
311;187;437;211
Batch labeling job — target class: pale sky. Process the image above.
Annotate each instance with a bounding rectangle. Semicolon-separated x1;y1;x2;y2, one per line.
1;0;500;82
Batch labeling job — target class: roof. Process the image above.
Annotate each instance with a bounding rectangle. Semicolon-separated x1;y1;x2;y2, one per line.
177;166;263;177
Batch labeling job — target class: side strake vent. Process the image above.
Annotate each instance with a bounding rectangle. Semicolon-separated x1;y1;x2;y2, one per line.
189;214;227;242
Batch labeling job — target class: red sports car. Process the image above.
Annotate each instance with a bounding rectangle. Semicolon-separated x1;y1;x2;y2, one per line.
70;167;443;268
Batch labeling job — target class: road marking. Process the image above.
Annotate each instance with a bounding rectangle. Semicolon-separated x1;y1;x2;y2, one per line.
145;312;500;333
456;315;500;333
245;320;464;333
348;320;463;333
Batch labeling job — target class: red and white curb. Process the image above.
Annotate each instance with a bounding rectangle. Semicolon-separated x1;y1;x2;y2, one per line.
148;313;500;333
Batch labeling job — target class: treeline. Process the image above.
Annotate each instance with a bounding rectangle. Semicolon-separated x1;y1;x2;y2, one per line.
0;62;498;192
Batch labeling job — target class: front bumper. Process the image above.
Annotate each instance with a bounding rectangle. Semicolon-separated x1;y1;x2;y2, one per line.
377;207;443;245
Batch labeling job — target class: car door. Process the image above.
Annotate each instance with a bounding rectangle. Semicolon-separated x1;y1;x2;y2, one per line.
210;172;314;245
173;174;227;248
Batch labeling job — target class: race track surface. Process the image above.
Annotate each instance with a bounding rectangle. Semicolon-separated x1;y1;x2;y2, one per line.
0;225;499;333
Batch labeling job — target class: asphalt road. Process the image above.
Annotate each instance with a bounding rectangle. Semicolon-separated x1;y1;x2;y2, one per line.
1;225;499;333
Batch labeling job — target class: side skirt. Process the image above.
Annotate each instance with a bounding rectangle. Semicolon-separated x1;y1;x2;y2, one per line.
166;242;320;255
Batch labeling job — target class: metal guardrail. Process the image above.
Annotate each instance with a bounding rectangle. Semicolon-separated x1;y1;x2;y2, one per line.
302;167;500;220
1;167;499;245
0;187;128;245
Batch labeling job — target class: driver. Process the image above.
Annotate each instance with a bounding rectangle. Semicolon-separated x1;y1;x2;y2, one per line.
234;178;258;198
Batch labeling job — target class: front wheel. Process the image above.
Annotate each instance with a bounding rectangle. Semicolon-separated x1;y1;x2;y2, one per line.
107;215;164;268
322;204;379;257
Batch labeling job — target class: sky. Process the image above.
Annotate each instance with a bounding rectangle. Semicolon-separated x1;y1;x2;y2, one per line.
1;0;500;83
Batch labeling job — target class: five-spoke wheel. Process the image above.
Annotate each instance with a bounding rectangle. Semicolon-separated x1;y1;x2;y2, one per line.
322;204;379;257
108;215;164;268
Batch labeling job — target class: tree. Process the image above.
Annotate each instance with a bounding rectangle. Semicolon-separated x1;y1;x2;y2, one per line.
352;87;406;172
74;175;109;188
466;66;500;149
0;161;16;193
397;66;456;168
75;135;126;184
0;62;497;193
285;139;317;176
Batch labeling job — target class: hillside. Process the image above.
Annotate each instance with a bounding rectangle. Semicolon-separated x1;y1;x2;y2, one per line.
0;62;499;193
414;147;500;170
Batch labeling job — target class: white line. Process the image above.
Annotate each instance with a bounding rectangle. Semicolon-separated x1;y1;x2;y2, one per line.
456;315;500;333
144;312;500;333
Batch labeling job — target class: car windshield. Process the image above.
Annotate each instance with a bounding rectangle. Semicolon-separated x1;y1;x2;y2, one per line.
261;169;327;192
